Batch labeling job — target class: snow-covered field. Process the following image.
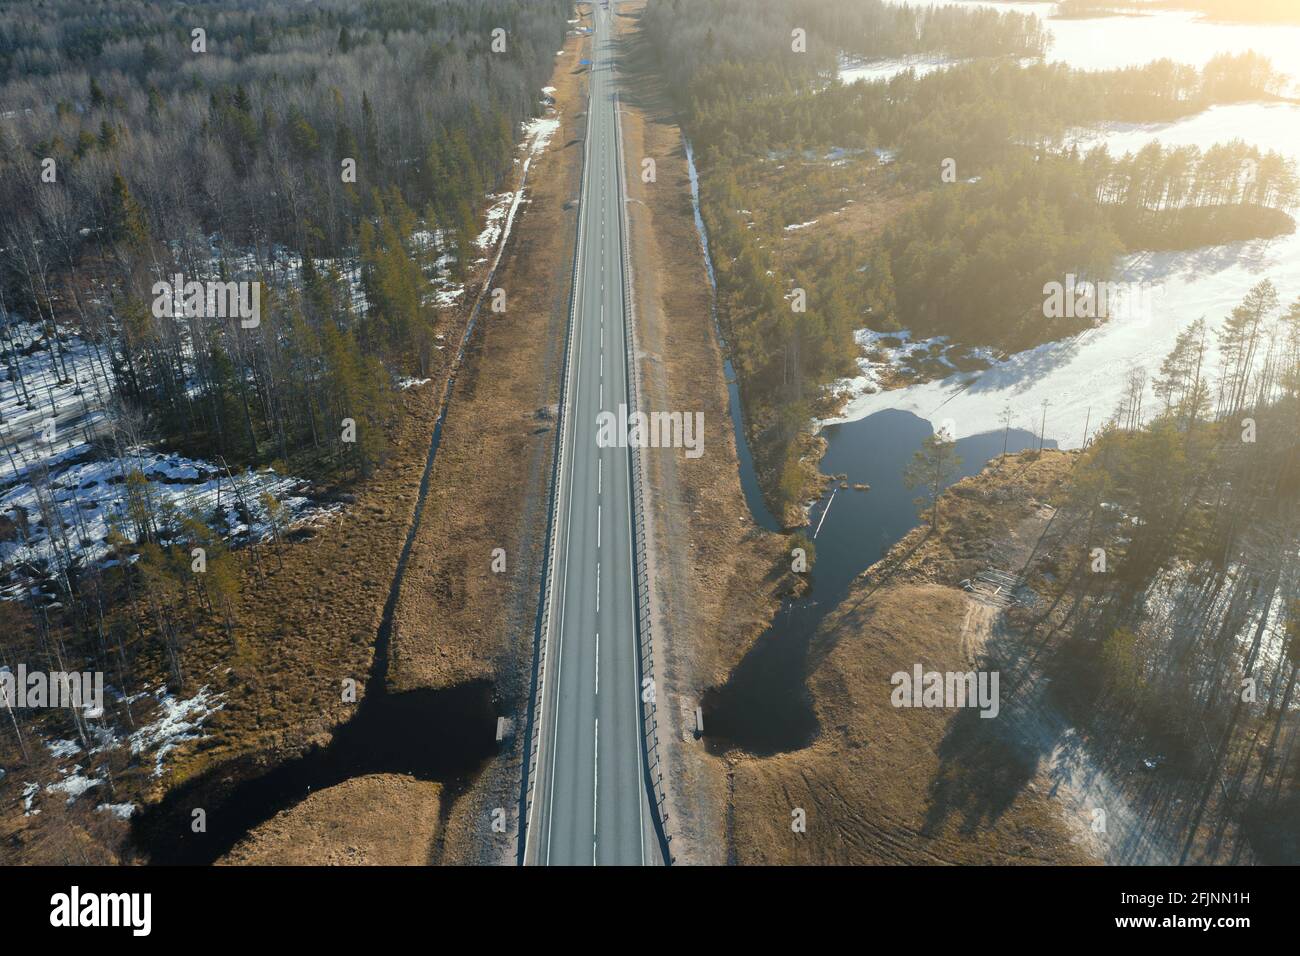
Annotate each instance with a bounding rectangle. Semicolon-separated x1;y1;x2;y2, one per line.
825;237;1300;448
874;0;1300;89
1066;101;1300;163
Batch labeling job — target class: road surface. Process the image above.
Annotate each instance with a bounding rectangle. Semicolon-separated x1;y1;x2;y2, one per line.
525;2;658;866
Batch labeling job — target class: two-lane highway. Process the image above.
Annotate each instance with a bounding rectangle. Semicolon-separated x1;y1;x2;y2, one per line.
525;2;657;866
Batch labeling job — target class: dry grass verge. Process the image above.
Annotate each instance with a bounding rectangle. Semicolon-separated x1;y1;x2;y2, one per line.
220;774;443;866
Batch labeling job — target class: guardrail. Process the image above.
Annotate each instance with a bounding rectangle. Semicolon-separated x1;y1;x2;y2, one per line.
613;90;674;865
517;64;592;866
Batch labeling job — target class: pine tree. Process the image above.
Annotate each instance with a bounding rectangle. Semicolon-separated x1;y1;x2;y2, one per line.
107;173;149;253
905;431;962;532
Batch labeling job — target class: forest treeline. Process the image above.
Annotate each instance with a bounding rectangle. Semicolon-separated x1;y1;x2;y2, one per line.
636;0;1296;516
680;53;1289;173
1;0;566;475
1059;0;1300;24
1038;282;1300;854
887;139;1297;346
640;0;1047;89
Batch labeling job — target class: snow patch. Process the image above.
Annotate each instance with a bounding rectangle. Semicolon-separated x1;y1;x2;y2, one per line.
128;685;224;778
46;738;81;760
46;765;102;804
837;52;961;86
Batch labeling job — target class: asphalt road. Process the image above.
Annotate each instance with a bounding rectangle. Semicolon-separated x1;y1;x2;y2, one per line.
525;3;657;866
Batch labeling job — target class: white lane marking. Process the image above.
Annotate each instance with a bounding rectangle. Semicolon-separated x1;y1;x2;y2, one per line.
598;458;602;494
593;716;599;864
595;561;600;614
600;381;603;407
597;504;602;548
595;632;600;696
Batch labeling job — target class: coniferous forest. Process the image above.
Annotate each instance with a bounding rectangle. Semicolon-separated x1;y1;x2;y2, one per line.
2;0;566;477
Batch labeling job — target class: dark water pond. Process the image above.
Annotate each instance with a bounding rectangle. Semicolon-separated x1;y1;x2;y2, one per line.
703;407;1055;755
